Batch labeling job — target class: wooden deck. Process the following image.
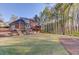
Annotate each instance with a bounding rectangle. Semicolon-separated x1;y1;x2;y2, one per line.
0;28;11;37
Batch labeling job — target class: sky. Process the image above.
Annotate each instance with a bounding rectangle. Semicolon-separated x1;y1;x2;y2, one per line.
0;3;55;22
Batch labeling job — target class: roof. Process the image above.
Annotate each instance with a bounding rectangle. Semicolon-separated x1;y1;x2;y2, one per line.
10;17;30;24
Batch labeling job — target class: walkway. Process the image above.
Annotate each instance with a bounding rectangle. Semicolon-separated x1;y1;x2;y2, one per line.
60;36;79;55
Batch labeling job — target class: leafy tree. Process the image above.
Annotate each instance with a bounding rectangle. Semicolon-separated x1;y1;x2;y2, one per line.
10;15;18;22
34;15;40;24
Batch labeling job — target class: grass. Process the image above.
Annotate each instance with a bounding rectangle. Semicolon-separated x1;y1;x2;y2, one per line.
0;33;69;55
65;30;79;37
71;32;79;37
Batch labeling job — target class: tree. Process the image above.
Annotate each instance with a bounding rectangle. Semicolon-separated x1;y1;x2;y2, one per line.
39;3;73;35
10;15;18;22
34;15;40;24
57;3;73;35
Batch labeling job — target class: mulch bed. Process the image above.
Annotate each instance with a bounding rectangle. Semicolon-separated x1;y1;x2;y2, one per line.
60;37;79;55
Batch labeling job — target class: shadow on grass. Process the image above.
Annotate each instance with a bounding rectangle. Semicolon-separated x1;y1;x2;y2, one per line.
0;40;69;55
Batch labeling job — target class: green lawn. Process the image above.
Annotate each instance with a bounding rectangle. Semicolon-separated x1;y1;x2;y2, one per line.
0;33;69;55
